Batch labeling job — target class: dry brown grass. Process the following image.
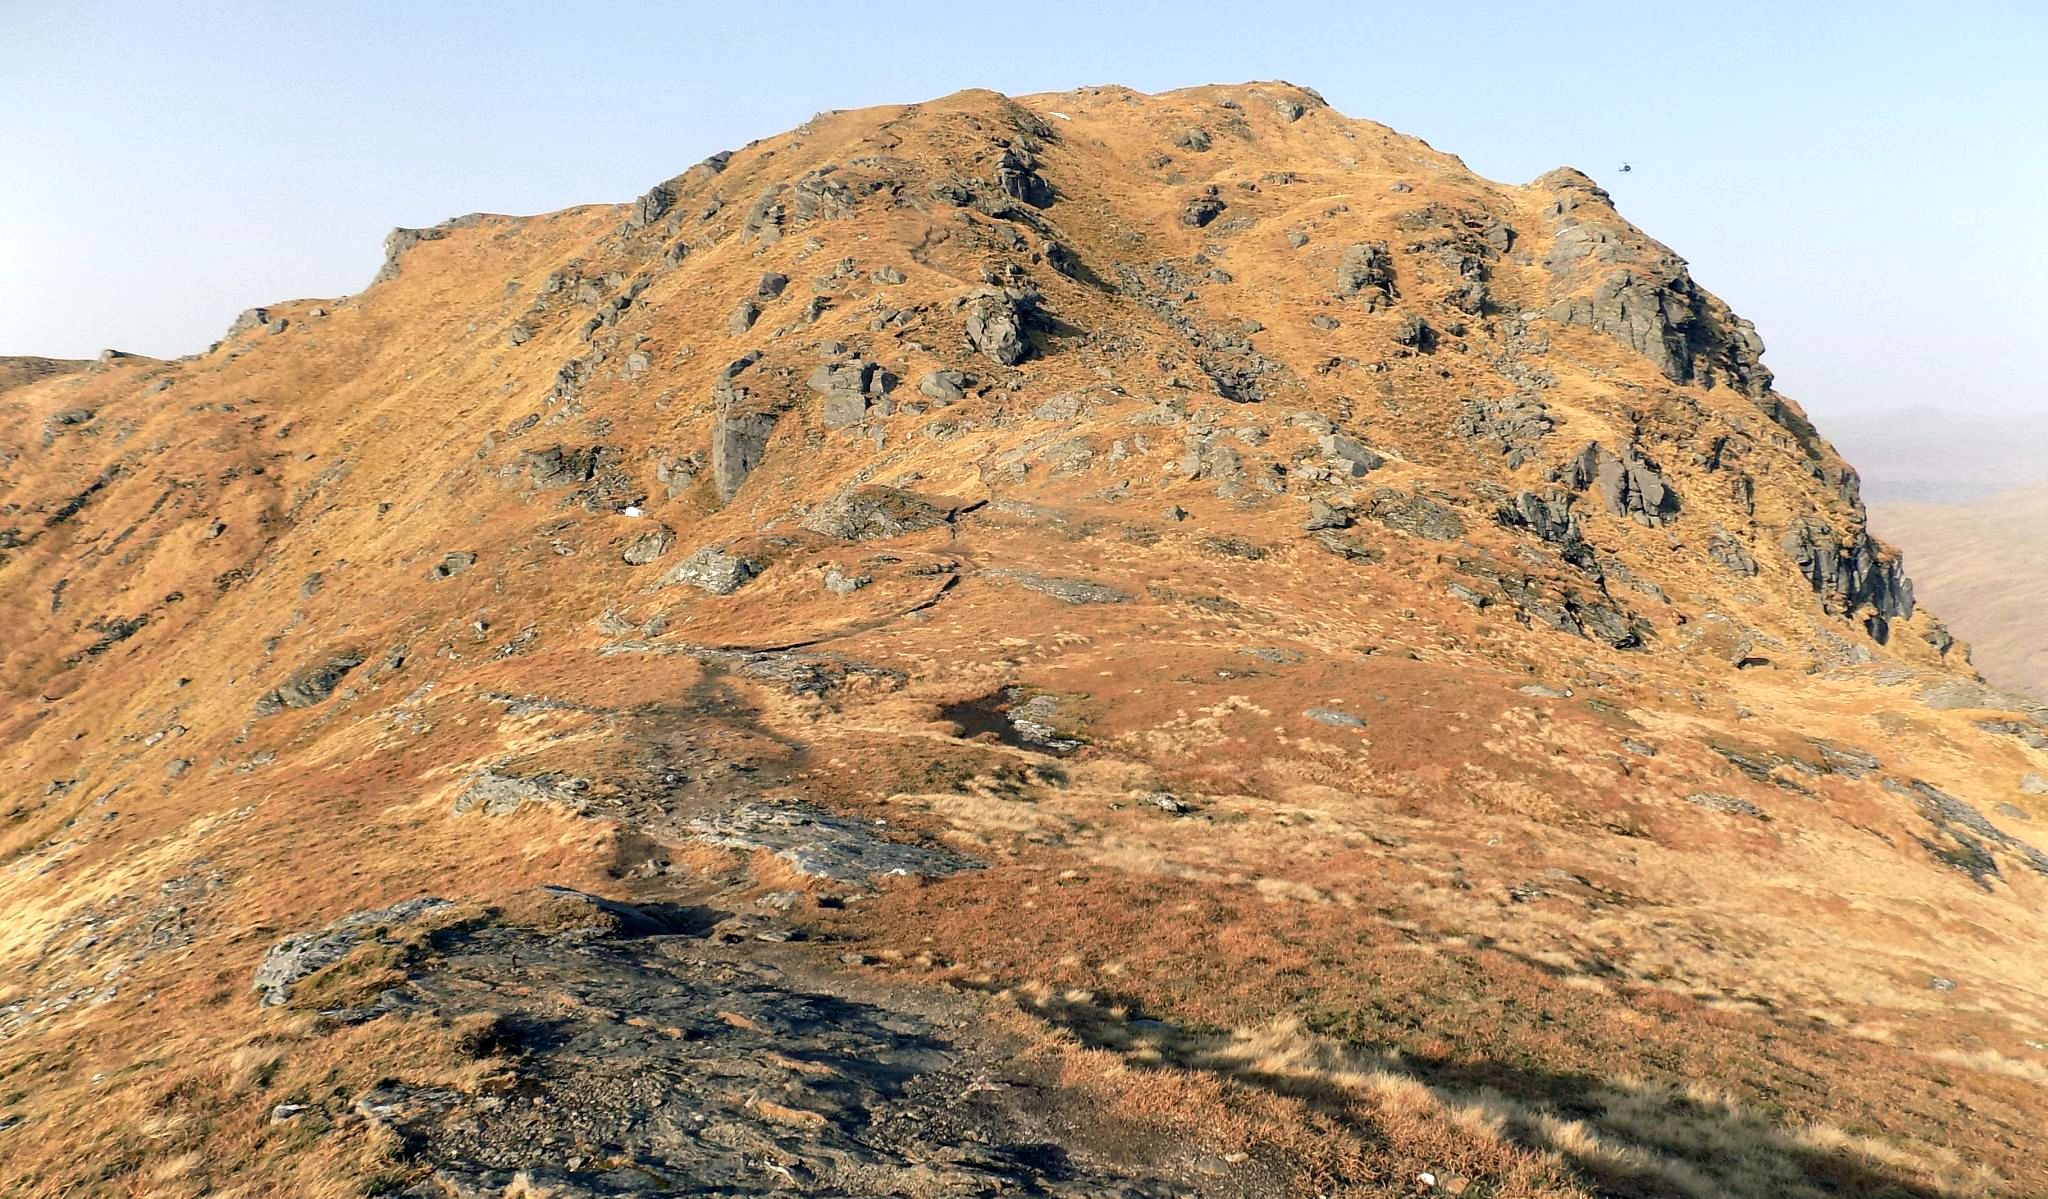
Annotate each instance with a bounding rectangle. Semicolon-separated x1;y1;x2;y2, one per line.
5;80;2048;1196
1010;988;2004;1199
853;865;2048;1196
0;1002;506;1197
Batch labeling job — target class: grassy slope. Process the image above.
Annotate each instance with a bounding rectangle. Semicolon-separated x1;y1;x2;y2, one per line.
1;83;2045;1196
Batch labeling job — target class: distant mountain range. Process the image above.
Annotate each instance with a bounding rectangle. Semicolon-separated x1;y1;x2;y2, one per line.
1826;405;2048;504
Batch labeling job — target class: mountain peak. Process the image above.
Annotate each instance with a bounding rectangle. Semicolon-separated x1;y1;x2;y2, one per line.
3;82;2045;1198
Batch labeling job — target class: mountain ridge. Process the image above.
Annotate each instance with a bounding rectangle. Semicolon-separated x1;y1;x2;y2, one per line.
3;81;2046;1198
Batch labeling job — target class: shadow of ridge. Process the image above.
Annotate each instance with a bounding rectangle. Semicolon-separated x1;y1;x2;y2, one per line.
1021;991;1958;1199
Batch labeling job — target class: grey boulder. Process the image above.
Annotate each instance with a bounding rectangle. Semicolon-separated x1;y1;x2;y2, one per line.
621;524;676;566
252;897;451;1007
802;486;950;541
664;547;760;595
962;290;1030;366
918;369;972;403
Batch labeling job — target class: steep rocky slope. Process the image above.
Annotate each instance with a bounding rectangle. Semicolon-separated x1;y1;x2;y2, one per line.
1873;481;2048;698
5;83;2048;1198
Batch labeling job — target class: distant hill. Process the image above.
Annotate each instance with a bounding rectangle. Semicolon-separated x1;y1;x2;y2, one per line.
1873;480;2048;697
1827;405;2048;504
0;355;91;395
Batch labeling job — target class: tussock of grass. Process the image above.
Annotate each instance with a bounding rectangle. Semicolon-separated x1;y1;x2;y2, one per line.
1923;1046;2048;1084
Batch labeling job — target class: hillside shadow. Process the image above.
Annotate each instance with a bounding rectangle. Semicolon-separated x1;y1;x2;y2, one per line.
1020;990;1957;1199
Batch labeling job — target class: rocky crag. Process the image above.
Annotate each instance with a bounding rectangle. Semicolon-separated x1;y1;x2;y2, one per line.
4;84;2047;1198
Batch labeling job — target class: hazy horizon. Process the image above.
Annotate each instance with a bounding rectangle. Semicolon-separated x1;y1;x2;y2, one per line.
3;2;2044;422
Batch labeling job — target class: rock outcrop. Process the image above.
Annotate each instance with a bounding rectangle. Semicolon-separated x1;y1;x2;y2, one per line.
253;649;367;716
1535;169;1772;399
709;351;779;501
809;357;896;428
1336;241;1397;309
960;288;1033;365
1782;516;1914;634
801;486;950;540
663;547;760;594
251;897;451;1006
1;81;2032;1199
1557;442;1679;527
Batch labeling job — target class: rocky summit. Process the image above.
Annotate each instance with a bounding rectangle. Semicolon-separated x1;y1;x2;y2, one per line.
3;83;2047;1198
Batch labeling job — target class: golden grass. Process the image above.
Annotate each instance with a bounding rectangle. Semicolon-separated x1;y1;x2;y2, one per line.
1016;990;2000;1199
0;1001;505;1198
856;864;2048;1197
5;79;2048;1199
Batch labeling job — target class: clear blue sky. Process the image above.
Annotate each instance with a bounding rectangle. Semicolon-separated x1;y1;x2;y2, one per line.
2;2;2042;421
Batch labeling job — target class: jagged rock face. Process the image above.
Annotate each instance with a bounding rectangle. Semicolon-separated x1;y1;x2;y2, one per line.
1556;441;1680;527
626;183;674;230
5;82;2046;1199
1708;525;1760;577
1535;169;1773;400
1783;516;1915;634
710;410;776;501
708;351;780;500
1336;241;1397;309
993;147;1055;208
1497;487;1592;567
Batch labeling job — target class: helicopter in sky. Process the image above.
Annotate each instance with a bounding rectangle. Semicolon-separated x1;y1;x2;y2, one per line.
1618;161;1634;173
